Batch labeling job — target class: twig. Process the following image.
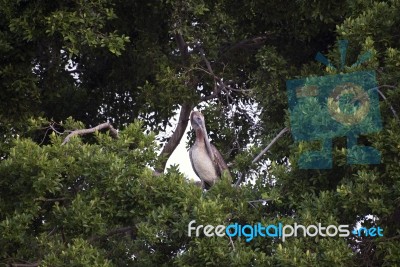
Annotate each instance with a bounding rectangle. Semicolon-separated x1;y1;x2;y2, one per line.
34;197;68;202
252;127;290;164
39;126;51;145
59;122;162;176
376;84;397;89
234;172;246;188
197;48;256;131
374;87;399;122
228;236;235;251
198;48;216;79
248;199;273;203
235;127;290;187
219;34;272;57
351;84;399;122
49;122;65;135
199;70;251;101
248;199;272;208
61;122;118;145
248;201;256;209
47;227;58;236
174;33;190;64
198;49;251;101
199;48;222;98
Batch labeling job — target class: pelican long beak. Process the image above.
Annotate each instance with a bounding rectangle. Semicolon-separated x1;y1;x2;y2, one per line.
200;123;215;162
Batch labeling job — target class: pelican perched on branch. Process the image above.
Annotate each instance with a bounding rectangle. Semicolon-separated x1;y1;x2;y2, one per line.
189;111;230;189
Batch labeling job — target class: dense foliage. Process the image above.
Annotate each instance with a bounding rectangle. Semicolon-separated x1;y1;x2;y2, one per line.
1;0;400;266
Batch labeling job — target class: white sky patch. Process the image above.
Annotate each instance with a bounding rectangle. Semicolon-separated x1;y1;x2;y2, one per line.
165;123;200;182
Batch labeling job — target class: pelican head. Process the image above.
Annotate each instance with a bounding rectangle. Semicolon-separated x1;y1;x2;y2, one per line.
190;111;206;134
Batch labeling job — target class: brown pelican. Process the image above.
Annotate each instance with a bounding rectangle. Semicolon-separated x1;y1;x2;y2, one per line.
189;111;230;189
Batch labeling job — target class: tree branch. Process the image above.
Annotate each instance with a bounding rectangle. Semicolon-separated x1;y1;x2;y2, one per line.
219;34;272;58
61;122;118;145
235;127;290;187
174;33;190;64
198;48;224;101
34;197;68;202
248;199;272;208
155;33;196;172
198;48;216;79
197;49;251;101
374;86;399;122
156;104;193;172
252;127;290;164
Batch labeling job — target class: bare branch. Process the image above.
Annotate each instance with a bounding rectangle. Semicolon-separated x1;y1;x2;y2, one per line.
377;84;397;89
374;87;399;122
235;127;290;187
56;121;163;176
248;199;273;203
200;79;251;101
248;199;273;208
47;226;58;236
198;48;224;101
156;104;193;173
252;127;290;164
34;197;68;202
234;172;246;187
198;48;217;79
39;126;51;145
228;235;235;251
49;122;65;135
61;122;118;145
174;33;190;64
197;50;251;101
220;34;272;57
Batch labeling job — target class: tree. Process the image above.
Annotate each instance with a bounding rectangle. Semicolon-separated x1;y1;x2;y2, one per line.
1;0;400;266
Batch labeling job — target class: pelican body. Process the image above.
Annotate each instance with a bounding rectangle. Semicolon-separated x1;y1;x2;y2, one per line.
189;111;230;189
